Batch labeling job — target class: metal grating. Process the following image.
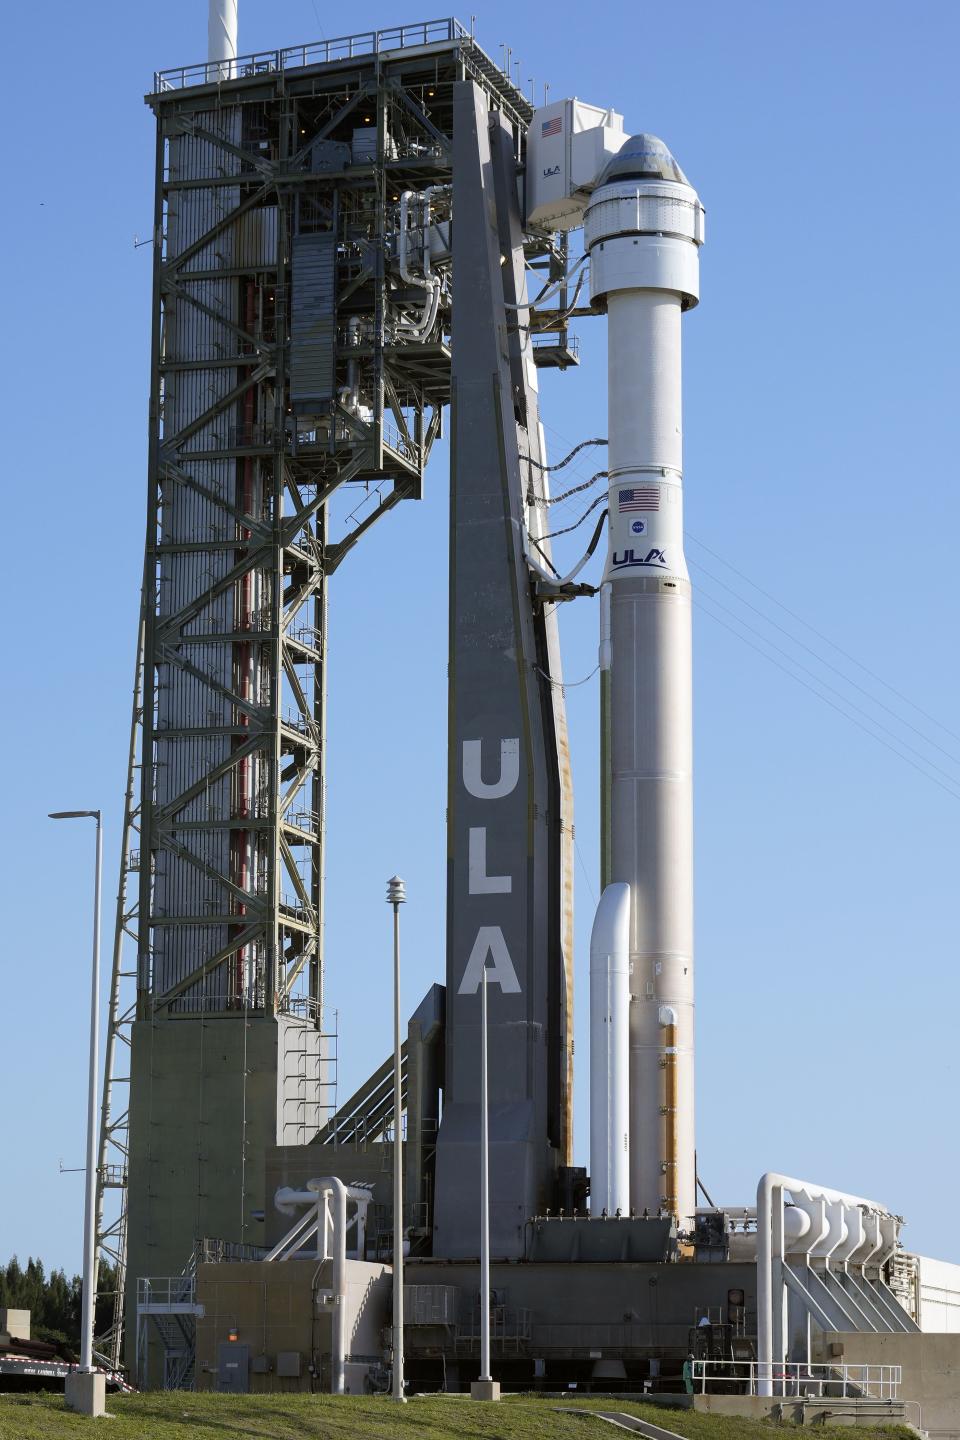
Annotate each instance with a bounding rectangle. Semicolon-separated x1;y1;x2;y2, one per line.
290;234;337;412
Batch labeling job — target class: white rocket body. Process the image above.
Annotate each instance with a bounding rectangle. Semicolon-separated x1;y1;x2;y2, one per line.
589;882;631;1215
585;136;704;1228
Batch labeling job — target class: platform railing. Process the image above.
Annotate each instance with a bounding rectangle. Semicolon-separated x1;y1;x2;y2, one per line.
137;1275;197;1309
691;1359;901;1400
154;18;469;92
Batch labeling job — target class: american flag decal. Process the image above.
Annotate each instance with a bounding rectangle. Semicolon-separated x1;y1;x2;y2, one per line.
541;116;562;138
619;486;660;512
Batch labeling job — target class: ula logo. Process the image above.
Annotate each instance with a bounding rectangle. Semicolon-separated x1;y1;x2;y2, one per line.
542;164;561;177
613;547;668;569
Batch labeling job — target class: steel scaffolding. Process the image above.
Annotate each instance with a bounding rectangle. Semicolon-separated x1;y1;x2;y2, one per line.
97;18;550;1378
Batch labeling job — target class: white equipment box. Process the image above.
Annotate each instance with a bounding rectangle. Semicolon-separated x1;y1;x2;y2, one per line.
525;98;627;230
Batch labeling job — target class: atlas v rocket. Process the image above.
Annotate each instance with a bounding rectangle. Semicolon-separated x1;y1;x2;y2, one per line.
586;136;704;1227
525;116;703;1230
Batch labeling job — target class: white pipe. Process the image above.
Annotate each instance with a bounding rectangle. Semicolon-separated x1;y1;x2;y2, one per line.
281;1179;347;1394
756;1172;898;1398
274;1185;320;1216
419;184;452;280
589;883;631;1216
344;316;362;411
397;191;442;341
207;0;238;74
398;193;428;289
327;1178;347;1395
274;1181;370;1211
396;278;441;341
421;189;436;282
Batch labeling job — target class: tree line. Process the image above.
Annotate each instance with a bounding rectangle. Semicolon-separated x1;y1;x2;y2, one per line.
0;1256;118;1352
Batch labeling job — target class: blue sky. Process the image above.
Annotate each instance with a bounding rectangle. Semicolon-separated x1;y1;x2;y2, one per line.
1;0;957;1275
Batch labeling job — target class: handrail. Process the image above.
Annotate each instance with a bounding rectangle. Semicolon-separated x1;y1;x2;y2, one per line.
692;1358;902;1401
137;1274;197;1307
153;18;469;93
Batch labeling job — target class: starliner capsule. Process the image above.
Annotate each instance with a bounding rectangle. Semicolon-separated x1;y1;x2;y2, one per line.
585;135;704;1229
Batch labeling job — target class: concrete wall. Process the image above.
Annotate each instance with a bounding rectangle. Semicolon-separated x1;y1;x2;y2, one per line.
194;1257;390;1393
127;1016;306;1379
195;1259;317;1392
403;1258;755;1356
821;1332;960;1440
190;1252;753;1392
694;1396;906;1426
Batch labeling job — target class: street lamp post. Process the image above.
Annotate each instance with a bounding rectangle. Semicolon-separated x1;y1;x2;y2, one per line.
471;963;500;1401
386;875;406;1404
480;964;491;1380
49;809;105;1418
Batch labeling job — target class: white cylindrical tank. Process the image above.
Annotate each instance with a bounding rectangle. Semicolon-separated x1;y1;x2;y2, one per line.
585;135;704;1229
589;882;631;1215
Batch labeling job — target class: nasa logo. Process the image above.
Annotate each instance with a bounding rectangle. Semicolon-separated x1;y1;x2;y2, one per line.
631;520;647;535
612;547;668;570
542;165;561;177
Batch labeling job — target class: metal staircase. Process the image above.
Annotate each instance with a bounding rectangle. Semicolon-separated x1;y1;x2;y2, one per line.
136;1270;203;1391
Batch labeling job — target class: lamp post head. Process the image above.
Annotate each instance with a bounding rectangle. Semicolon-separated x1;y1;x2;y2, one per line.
386;876;406;905
49;810;100;821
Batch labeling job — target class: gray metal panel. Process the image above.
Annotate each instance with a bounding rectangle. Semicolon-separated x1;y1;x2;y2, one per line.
525;1217;674;1263
276;1350;302;1377
290;232;336;411
216;1342;250;1392
432;82;568;1261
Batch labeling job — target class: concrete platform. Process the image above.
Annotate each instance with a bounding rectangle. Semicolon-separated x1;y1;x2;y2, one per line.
693;1395;907;1427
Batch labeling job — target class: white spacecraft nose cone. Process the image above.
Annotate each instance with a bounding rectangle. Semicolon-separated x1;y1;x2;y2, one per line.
598;132;690;186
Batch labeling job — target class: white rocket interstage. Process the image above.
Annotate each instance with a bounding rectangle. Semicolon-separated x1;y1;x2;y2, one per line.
585;135;704;1229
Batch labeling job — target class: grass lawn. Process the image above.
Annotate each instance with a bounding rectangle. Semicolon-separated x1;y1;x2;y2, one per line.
0;1392;918;1440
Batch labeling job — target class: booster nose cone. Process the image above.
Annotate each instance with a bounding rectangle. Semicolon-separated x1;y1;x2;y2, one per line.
599;133;690;186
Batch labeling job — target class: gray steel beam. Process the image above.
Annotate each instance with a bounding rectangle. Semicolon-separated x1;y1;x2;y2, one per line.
432;82;571;1261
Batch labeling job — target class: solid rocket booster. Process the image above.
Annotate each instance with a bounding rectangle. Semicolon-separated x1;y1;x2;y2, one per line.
589;882;631;1216
585;135;704;1228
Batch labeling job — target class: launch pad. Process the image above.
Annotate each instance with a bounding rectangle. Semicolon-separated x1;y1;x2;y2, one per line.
87;11;960;1427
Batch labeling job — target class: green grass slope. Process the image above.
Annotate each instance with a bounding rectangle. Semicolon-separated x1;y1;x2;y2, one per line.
0;1393;917;1440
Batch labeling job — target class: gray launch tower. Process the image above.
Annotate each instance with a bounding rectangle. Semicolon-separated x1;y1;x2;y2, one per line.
101;20;577;1376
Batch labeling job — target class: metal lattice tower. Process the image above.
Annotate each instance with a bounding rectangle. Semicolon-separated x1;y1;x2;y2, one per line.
97;20;556;1380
